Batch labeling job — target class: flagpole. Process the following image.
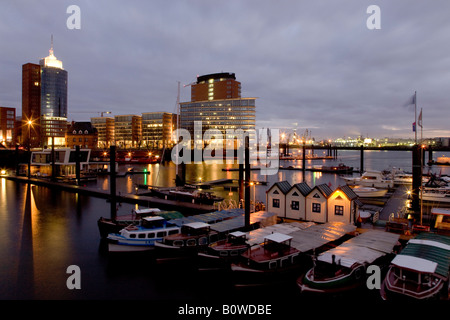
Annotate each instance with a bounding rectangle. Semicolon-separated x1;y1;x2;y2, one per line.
420;107;423;143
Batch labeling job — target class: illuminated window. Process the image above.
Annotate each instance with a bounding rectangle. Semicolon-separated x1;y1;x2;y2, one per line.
335;205;344;216
312;203;321;213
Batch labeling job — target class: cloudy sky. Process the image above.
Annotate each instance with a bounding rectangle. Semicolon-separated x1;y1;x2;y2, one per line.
1;0;450;140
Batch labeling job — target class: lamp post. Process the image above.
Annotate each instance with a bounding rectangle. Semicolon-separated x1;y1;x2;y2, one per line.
27;120;32;179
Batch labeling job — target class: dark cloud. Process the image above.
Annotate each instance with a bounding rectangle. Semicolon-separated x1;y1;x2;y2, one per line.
1;0;450;140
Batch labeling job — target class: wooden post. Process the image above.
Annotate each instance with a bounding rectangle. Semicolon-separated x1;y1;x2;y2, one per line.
411;144;422;213
302;143;306;179
245;135;250;230
75;145;81;185
15;144;20;176
428;145;433;164
110;145;117;220
239;163;244;203
360;145;364;175
51;137;56;181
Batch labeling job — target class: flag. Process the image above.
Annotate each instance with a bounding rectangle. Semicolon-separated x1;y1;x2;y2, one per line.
418;109;422;128
404;92;416;107
412;122;416;132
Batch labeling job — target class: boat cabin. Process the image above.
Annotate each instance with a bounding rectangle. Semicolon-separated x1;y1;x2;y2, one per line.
432;208;450;235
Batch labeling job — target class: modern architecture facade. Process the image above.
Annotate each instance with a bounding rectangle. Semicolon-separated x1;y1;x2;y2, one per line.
21;63;41;147
21;39;68;148
142;112;177;149
180;73;256;145
39;43;68;147
114;115;142;148
91;117;115;148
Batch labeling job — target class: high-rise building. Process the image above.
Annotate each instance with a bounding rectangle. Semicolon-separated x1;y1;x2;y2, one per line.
39;40;68;147
180;73;256;142
22;38;68;148
190;72;241;102
0;107;16;147
21;63;41;147
91;117;115;148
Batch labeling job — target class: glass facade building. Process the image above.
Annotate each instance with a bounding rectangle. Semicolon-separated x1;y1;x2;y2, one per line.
39;45;68;147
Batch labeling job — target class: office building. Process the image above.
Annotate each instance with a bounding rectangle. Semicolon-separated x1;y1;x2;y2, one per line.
142;112;177;149
114;115;142;148
91;117;115;148
180;72;256;144
39;41;68;147
22;63;41;147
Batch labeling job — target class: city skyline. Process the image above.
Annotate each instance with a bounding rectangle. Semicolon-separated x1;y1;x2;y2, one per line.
1;1;450;141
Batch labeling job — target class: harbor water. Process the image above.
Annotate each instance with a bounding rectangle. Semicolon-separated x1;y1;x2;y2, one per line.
1;149;449;301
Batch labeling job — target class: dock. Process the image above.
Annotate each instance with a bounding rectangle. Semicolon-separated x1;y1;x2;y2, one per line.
3;175;215;215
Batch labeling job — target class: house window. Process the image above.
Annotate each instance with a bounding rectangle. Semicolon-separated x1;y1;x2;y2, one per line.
312;203;321;213
335;205;344;216
273;199;280;208
291;201;299;210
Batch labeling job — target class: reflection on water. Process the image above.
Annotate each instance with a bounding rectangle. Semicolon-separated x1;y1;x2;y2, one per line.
1;149;450;299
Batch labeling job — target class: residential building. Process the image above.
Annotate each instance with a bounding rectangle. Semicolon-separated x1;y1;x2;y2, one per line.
190;72;241;102
66;122;98;149
285;182;312;220
114;115;142;148
0;107;16;147
91;117;115;148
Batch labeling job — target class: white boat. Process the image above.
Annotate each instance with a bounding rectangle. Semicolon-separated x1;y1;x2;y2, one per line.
343;170;393;189
432;208;450;235
420;186;450;203
107;216;181;252
351;186;388;198
380;232;450;300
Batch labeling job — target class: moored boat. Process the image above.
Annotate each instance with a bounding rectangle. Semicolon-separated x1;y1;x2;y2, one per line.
380;232;450;300
351;186;388;198
297;230;400;296
106;216;181;253
343;170;394;189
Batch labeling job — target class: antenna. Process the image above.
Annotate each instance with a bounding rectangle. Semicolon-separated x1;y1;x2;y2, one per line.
50;34;54;55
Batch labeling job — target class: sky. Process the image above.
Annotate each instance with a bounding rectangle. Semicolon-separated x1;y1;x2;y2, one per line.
1;0;450;141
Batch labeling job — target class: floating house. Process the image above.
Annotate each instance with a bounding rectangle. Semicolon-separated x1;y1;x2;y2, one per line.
327;185;361;224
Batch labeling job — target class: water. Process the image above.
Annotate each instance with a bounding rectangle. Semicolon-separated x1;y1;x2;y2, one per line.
1;150;449;301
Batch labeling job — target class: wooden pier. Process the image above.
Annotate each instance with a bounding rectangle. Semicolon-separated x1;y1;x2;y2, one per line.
3;175;215;215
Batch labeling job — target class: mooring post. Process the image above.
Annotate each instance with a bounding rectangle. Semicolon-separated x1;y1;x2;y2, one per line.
75;145;81;185
302;143;306;176
411;144;422;213
428;145;433;164
110;145;117;220
245;135;251;229
360;145;364;175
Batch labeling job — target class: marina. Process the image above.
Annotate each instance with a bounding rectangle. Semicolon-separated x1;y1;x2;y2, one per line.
1;149;449;304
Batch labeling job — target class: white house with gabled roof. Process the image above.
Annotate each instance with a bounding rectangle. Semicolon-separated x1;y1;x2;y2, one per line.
285;182;312;220
266;181;291;218
305;183;333;223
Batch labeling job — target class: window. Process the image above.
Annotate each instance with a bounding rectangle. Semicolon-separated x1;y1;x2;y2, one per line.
291;201;299;210
312;203;321;213
335;205;344;216
138;233;145;238
157;231;166;237
273;199;280;208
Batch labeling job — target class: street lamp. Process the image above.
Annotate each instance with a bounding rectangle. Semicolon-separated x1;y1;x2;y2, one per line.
27;120;32;179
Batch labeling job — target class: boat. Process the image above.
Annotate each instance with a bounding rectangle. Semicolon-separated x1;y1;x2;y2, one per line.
155;210;277;262
230;222;357;285
150;188;224;205
97;208;184;238
310;163;353;174
197;221;313;270
420;186;450;203
106;216;181;252
230;233;303;282
384;167;413;185
351;186;388;198
380;232;450;300
297;230;400;296
429;155;450;166
343;170;394;189
432;208;450;235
